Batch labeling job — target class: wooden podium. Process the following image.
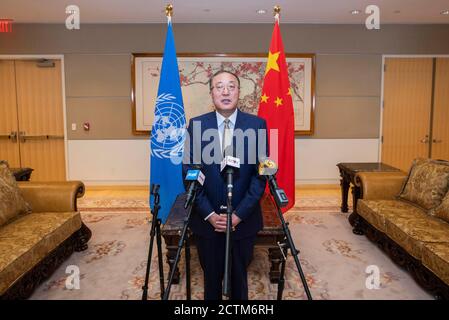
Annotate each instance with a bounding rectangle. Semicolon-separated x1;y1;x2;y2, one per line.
161;193;284;284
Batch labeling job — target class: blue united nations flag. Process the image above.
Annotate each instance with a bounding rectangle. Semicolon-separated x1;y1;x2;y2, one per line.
150;21;186;223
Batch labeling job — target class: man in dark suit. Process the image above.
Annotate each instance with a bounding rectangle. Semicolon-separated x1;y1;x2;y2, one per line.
183;70;267;300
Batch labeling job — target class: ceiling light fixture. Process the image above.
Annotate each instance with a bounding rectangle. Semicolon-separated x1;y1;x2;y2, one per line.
441;10;449;15
350;10;361;15
257;9;267;14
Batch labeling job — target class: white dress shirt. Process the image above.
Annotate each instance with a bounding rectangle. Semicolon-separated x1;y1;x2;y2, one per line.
204;108;238;221
216;108;237;153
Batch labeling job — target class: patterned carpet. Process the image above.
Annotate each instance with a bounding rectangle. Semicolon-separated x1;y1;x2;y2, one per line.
29;194;433;300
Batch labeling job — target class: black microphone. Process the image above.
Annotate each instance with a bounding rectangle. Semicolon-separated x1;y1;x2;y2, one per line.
220;155;240;298
258;158;289;207
220;155;240;198
184;165;205;209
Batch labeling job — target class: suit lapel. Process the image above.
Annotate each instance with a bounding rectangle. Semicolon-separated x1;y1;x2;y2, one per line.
208;111;218;131
233;109;248;155
233;109;246;132
203;112;221;174
233;109;246;143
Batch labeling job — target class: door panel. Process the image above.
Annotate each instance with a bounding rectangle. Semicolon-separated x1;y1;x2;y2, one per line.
382;58;433;172
15;60;65;181
0;60;20;167
431;58;449;161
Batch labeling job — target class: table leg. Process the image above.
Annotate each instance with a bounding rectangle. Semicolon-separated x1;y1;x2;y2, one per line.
348;185;361;227
268;246;282;283
340;177;350;213
163;235;180;284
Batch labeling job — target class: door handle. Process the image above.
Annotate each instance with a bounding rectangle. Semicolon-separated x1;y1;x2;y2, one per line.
10;131;17;143
432;139;443;143
420;135;429;143
0;132;18;143
18;131;64;143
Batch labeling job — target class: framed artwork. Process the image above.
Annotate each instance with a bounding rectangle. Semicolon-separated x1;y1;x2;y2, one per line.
132;53;315;135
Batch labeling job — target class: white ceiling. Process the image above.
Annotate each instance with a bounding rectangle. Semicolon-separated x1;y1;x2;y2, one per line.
1;0;449;24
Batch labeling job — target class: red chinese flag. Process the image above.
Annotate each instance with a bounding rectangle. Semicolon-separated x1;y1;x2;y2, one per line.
258;20;295;213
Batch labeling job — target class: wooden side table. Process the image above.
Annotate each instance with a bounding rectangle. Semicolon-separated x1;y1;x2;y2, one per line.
336;163;400;226
161;193;284;284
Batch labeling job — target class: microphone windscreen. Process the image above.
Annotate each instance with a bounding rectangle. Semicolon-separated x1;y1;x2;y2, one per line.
258;158;278;175
185;169;205;186
220;156;240;172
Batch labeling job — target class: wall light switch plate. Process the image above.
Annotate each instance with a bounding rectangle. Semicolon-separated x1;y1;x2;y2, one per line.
71;123;77;131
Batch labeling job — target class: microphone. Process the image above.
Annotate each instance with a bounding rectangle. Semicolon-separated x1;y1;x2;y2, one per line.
220;155;240;199
219;155;240;299
220;155;240;173
258;158;289;207
184;166;205;209
258;157;278;183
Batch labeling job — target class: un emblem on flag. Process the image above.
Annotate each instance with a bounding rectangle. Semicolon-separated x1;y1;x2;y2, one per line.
151;93;186;159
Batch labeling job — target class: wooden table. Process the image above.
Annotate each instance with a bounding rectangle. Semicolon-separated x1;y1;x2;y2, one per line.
161;193;284;284
336;162;400;226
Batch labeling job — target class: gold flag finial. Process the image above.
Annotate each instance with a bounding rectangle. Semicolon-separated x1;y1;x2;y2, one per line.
274;5;281;16
165;4;173;17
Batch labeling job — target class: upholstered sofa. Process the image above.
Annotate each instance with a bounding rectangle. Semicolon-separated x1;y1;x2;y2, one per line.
352;159;449;299
0;161;91;299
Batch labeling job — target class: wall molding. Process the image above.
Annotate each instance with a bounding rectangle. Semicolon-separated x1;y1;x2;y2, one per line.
68;138;380;186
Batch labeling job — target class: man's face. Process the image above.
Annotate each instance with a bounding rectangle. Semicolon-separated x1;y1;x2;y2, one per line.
210;72;240;114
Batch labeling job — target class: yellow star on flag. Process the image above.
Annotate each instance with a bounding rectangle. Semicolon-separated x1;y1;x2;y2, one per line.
265;51;280;75
261;93;269;103
274;97;283;107
287;87;293;96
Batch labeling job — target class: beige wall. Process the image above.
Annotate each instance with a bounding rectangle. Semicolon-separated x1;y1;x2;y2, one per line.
1;23;449;140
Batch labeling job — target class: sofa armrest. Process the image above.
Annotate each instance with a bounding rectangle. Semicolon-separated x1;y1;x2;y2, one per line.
17;181;85;213
354;172;407;200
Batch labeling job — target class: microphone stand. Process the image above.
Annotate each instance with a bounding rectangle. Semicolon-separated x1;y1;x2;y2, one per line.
162;189;197;300
142;184;165;300
267;176;313;301
223;167;234;299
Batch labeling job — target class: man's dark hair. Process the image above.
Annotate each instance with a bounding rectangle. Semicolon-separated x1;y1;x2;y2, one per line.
209;70;241;91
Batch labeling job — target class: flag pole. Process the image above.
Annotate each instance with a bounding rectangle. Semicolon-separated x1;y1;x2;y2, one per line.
274;5;280;23
268;4;313;301
158;4;193;300
143;5;177;301
166;3;173;24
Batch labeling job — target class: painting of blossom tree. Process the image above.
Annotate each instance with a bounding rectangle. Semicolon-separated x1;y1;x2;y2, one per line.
133;54;315;135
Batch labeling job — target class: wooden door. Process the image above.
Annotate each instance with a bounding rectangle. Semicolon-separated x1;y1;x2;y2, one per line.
382;58;433;172
15;60;66;181
0;60;21;167
431;58;449;161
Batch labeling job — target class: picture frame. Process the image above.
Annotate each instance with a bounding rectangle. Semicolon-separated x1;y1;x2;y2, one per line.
132;53;315;135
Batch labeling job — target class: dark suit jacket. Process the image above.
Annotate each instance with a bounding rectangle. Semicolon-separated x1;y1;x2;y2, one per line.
182;109;267;240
